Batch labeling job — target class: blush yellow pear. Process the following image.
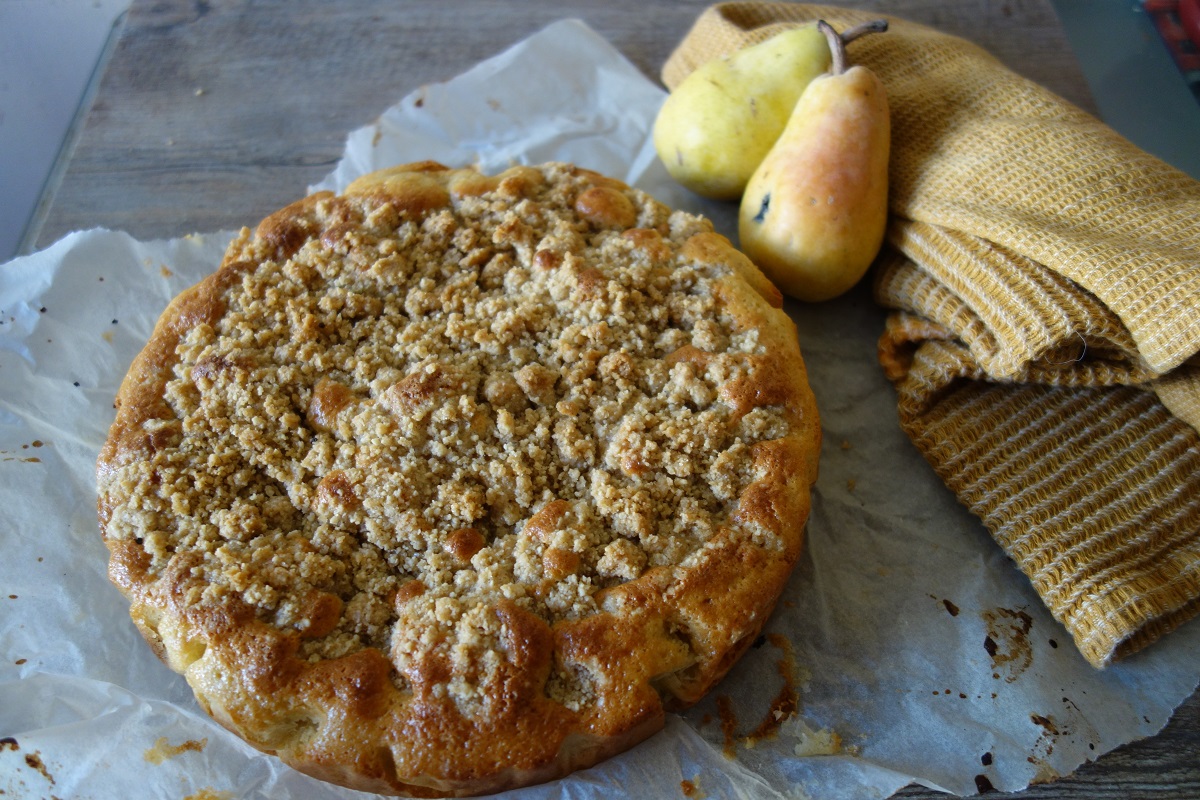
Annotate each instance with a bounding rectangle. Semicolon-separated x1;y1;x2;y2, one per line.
738;21;891;302
653;21;886;201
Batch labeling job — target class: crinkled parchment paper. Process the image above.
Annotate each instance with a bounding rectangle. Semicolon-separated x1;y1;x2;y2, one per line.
2;18;1198;800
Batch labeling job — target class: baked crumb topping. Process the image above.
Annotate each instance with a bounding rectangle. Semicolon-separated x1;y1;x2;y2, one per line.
101;163;791;704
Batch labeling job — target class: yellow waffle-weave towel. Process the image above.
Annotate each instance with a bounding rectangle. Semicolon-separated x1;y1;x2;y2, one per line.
663;2;1200;668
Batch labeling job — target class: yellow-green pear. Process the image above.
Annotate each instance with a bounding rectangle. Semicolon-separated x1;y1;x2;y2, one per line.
738;20;890;302
653;20;886;201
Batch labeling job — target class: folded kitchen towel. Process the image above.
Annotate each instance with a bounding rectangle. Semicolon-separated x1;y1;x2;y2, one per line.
662;2;1200;668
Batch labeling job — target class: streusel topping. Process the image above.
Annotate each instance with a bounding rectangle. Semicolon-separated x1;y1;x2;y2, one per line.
102;162;790;681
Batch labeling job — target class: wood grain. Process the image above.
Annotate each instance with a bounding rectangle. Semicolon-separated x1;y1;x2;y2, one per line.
31;0;1096;248
28;1;1199;797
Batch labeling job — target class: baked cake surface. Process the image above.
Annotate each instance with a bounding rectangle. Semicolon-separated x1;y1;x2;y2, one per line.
96;161;820;796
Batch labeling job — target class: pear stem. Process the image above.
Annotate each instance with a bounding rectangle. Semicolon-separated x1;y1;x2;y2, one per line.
840;19;889;45
822;19;888;76
817;20;847;76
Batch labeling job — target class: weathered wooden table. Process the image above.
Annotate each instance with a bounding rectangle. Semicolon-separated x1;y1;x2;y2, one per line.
26;0;1200;797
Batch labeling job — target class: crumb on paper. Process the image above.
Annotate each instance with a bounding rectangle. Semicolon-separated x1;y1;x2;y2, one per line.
183;790;233;800
783;717;844;758
680;776;706;798
144;736;208;764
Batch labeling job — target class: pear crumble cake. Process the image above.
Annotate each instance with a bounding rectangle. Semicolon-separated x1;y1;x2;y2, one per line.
96;161;821;796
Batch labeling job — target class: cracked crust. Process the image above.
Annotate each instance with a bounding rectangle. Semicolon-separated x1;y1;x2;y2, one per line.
96;161;821;796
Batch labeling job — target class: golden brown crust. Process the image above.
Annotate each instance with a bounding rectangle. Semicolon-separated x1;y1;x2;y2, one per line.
97;161;820;796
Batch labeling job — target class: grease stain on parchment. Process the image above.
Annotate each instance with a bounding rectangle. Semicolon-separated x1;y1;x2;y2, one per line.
679;776;707;798
715;634;803;756
0;736;57;788
711;635;846;761
1023;696;1102;784
2;439;47;463
183;790;233;800
982;607;1033;682
742;634;801;747
144;736;208;764
1028;713;1064;784
22;751;55;786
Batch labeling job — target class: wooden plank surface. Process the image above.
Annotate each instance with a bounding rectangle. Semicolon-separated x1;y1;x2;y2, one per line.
32;0;1098;247
28;0;1199;798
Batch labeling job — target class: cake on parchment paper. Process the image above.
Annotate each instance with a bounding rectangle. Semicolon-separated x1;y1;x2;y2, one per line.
96;161;820;796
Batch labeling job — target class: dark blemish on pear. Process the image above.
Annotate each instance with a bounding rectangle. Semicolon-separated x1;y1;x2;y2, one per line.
753;193;771;223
